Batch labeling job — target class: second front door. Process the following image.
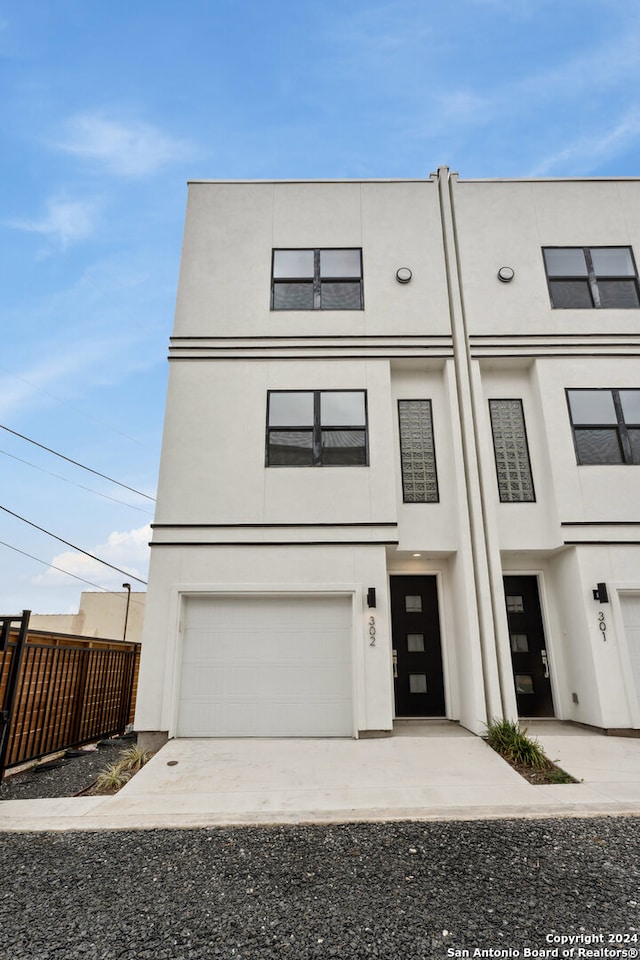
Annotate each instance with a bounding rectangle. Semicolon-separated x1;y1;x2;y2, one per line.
503;575;554;717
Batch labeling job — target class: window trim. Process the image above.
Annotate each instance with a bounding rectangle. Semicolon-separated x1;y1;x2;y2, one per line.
266;389;369;467
566;388;640;465
543;245;640;309
271;248;364;311
489;398;536;503
397;398;440;504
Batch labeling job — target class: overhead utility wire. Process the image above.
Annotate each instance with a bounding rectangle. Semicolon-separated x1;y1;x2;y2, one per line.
0;539;146;605
0;505;148;585
0;539;121;592
0;424;156;502
0;449;153;515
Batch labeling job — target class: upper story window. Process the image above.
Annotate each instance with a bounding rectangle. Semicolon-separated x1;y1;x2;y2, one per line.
266;390;368;466
489;399;536;502
567;389;640;464
543;246;640;309
271;249;363;310
398;400;439;503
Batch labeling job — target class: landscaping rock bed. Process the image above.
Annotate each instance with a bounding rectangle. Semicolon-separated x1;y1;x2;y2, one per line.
1;817;638;959
0;733;135;801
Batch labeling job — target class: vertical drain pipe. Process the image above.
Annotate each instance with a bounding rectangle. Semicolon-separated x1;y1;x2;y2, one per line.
435;168;507;722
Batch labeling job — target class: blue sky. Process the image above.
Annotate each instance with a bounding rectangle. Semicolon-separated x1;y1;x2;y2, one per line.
2;0;640;615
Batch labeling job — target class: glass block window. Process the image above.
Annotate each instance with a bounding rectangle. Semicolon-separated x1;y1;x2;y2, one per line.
489;399;536;503
398;400;439;503
272;249;363;310
405;595;422;613
567;389;640;465
543;246;640;309
506;595;524;614
266;390;368;467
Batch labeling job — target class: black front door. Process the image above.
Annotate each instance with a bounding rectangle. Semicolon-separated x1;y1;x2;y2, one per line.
503;575;554;717
390;575;445;717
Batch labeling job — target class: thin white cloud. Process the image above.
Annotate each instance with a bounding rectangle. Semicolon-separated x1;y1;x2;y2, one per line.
0;337;126;420
514;28;640;106
0;250;173;421
56;113;194;177
6;197;99;248
36;524;151;590
530;110;640;177
467;0;551;18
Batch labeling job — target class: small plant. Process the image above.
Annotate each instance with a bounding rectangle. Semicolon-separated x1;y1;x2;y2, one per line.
95;761;131;792
485;717;551;769
119;745;152;773
546;767;577;784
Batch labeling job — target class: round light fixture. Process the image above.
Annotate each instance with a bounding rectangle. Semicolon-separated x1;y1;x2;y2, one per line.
497;266;515;283
396;267;413;284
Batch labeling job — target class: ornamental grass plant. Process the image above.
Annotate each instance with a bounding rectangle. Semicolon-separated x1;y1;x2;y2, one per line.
485;717;552;769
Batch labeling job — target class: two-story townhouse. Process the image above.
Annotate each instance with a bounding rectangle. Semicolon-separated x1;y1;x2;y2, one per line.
134;169;640;747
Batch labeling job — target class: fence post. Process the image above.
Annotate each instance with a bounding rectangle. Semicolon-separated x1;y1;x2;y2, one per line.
69;647;90;746
0;610;31;779
118;646;139;732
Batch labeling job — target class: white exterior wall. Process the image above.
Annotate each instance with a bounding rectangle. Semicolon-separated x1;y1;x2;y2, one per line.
451;178;640;337
135;543;393;736
173;180;450;339
453;175;640;731
155;359;397;526
137;171;640;741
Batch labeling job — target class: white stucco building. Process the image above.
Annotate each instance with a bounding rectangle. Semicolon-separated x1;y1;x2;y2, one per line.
135;168;640;744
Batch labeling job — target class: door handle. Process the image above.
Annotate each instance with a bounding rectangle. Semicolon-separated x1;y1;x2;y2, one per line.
392;649;398;679
541;649;549;679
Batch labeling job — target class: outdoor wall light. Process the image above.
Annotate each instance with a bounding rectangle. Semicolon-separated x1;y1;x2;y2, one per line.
396;267;412;284
592;582;609;603
497;266;515;283
367;587;377;608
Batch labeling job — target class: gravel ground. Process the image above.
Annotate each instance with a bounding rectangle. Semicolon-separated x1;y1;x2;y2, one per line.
1;817;638;960
0;734;135;801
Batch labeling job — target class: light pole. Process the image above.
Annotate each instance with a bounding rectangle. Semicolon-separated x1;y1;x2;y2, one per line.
122;583;131;642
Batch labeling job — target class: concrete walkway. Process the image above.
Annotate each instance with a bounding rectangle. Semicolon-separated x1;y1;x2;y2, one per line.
1;721;639;832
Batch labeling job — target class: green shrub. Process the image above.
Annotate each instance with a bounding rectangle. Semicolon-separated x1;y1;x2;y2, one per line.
95;761;131;791
119;745;152;772
485;717;551;769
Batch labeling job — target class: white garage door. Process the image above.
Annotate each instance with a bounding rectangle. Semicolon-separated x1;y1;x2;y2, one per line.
177;594;353;737
620;592;640;710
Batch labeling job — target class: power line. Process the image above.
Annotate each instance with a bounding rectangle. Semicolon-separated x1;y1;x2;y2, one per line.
0;448;154;515
0;424;156;502
0;504;148;585
0;539;146;605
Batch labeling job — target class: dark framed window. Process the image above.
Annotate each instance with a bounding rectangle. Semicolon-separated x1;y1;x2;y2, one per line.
266;390;368;466
543;246;640;309
489;399;536;502
567;389;640;465
398;400;439;503
271;249;363;310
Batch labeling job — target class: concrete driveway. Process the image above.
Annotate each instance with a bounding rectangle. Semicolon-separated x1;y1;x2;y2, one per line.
2;720;639;831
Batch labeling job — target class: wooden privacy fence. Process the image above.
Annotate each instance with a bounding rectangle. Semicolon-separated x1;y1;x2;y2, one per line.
0;611;141;778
